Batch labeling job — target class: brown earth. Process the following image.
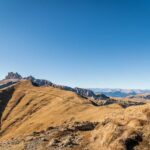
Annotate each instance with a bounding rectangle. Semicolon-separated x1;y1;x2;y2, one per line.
0;81;149;150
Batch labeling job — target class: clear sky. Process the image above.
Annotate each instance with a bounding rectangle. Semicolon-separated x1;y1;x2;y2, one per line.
0;0;150;89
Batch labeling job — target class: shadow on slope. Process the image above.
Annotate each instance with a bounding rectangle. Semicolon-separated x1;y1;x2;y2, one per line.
0;86;15;131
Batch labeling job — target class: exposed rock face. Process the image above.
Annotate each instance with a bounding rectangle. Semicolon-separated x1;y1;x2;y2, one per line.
0;117;150;150
68;121;99;131
129;94;150;100
25;75;54;86
52;85;74;92
0;121;98;150
5;72;22;80
74;87;96;99
74;87;109;100
0;81;17;89
1;72;110;100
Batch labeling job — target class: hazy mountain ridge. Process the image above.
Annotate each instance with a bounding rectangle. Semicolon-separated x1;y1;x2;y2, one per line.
91;88;150;97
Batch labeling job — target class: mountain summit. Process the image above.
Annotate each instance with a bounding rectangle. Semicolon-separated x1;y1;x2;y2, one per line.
1;72;109;101
5;72;22;80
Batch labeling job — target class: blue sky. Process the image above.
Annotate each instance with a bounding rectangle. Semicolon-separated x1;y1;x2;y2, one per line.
0;0;150;89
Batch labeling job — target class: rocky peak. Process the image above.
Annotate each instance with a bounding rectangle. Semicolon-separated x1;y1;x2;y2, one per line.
25;76;36;81
5;72;22;80
74;87;96;99
74;87;109;100
3;72;109;101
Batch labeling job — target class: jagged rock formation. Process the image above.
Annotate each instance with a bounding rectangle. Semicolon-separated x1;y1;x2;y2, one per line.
25;75;53;86
1;72;109;100
74;87;109;100
5;72;22;80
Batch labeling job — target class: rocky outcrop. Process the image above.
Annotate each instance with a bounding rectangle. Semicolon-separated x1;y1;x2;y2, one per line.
0;81;17;89
1;72;109;100
5;72;22;80
129;94;150;100
74;87;109;100
0;121;99;150
0;115;150;150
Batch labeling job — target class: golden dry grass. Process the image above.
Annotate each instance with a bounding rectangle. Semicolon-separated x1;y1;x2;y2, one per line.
0;80;149;150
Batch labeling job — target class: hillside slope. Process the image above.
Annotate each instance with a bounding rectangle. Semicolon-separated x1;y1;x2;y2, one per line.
0;81;149;150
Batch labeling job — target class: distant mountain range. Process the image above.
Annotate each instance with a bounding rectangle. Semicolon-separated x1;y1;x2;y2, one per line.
2;72;150;98
91;88;150;97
